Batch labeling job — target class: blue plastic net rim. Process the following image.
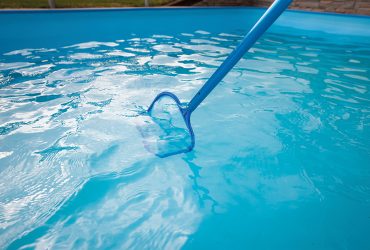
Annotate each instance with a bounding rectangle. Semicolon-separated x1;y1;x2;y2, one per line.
147;91;195;158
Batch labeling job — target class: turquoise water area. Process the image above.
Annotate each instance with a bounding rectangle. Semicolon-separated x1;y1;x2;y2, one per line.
0;8;370;249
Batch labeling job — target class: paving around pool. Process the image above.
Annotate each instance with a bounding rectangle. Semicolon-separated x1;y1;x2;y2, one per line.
0;1;369;249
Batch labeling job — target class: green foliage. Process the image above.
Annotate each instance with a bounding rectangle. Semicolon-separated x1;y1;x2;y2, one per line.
0;0;173;8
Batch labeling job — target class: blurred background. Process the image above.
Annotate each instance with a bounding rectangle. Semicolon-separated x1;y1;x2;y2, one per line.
0;0;170;8
0;0;369;15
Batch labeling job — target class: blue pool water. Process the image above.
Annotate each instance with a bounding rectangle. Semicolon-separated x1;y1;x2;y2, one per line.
0;7;370;249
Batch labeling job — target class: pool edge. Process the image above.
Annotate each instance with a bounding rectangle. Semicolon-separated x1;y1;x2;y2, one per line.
0;6;369;19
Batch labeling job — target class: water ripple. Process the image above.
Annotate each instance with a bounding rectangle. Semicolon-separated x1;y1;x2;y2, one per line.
0;27;369;249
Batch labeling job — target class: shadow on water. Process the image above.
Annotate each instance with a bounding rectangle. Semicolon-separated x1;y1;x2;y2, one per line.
182;153;218;212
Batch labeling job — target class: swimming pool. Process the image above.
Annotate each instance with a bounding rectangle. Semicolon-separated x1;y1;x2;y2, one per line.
0;7;369;249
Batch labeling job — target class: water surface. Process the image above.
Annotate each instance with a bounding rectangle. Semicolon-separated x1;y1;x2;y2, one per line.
0;8;370;249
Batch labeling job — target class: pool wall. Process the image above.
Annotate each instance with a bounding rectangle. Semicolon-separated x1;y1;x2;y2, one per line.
1;7;369;55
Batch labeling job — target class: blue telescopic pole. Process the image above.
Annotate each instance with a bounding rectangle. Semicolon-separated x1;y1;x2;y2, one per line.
146;0;292;156
186;0;292;114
